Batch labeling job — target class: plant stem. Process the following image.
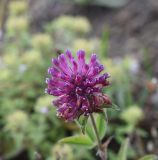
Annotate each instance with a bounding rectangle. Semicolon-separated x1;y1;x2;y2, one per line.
89;113;106;160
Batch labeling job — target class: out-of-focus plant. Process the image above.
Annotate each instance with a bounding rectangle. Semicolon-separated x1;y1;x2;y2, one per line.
21;50;42;65
5;110;29;133
138;155;157;160
46;15;91;35
121;105;144;127
100;28;110;58
100;55;143;111
6;16;28;37
73;38;100;55
108;139;157;160
51;144;74;160
0;1;65;159
32;33;53;53
47;144;94;160
45;15;92;50
73;0;129;8
9;1;27;16
114;105;145;142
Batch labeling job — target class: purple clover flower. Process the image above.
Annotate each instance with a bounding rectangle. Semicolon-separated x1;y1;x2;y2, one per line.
46;50;111;121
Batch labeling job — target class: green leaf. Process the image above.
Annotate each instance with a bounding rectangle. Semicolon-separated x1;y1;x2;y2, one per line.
96;113;106;139
86;113;107;143
58;135;93;148
138;155;157;160
76;116;88;134
86;121;96;142
117;138;129;160
100;27;109;58
112;103;120;111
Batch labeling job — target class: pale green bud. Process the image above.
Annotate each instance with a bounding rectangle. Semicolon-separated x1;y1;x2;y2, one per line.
121;105;144;125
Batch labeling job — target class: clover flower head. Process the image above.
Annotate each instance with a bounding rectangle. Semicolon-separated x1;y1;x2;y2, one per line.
46;50;111;121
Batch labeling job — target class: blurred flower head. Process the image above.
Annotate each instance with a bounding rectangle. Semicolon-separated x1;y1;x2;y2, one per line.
73;16;91;34
21;50;42;65
6;17;28;36
32;33;53;51
5;110;29;133
3;53;18;66
121;105;144;125
52;16;91;35
46;50;111;121
9;1;27;16
73;38;100;54
0;68;11;80
52;144;73;160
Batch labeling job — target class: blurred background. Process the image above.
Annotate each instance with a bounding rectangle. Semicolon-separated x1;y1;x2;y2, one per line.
0;0;158;159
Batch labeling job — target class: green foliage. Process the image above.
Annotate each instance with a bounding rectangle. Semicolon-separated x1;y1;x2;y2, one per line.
48;144;94;160
96;113;107;139
74;0;128;8
44;15;98;52
142;48;152;78
47;15;91;35
121;105;144;126
86;114;106;142
100;27;110;58
9;1;27;16
51;144;74;160
31;33;53;52
6;17;28;37
117;138;129;160
76;116;89;134
73;38;100;55
59;135;93;148
90;0;128;7
0;1;101;159
0;0;154;159
138;155;157;160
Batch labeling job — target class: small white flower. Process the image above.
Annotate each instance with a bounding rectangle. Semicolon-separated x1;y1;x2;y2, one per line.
18;64;27;73
130;59;140;74
40;106;49;114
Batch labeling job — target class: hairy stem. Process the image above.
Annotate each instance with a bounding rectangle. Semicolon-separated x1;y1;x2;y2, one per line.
89;113;106;160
